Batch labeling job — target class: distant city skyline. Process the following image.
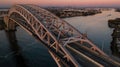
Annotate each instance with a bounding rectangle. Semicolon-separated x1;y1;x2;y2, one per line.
0;0;120;8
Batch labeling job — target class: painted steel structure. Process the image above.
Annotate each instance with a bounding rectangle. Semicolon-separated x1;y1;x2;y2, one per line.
3;4;120;67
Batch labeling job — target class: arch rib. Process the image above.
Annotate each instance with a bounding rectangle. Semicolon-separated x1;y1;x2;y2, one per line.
5;4;113;67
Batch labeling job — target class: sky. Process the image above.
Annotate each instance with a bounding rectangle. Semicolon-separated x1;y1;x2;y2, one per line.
0;0;120;8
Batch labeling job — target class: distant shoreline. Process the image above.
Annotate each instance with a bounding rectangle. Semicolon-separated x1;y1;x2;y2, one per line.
46;8;102;18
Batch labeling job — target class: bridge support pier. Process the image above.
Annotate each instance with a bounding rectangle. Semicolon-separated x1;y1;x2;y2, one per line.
4;16;16;31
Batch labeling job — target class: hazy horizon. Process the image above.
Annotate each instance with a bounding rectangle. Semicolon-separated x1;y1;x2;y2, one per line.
0;0;120;8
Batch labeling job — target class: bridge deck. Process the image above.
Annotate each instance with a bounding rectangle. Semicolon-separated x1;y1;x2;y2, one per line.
4;4;120;67
66;42;118;67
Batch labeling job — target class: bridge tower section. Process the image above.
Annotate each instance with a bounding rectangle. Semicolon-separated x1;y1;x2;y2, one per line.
4;16;16;31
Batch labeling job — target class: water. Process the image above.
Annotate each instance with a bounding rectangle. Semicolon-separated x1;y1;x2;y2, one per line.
0;9;120;67
0;27;57;67
64;9;120;58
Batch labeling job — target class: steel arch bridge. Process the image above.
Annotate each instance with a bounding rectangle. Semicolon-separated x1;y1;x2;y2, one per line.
4;4;120;67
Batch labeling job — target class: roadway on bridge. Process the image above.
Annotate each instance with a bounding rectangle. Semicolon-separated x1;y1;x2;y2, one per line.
5;4;120;67
15;5;120;66
66;42;119;67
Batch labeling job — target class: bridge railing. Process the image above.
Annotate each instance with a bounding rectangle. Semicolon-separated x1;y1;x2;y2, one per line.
5;4;120;67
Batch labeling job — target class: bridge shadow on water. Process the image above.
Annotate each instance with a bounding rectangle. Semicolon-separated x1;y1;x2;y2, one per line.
3;27;57;67
5;30;28;67
3;4;120;66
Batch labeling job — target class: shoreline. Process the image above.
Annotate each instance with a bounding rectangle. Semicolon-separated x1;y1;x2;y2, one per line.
108;18;120;59
46;8;102;18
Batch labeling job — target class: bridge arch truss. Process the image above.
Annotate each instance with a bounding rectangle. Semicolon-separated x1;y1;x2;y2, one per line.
4;4;110;67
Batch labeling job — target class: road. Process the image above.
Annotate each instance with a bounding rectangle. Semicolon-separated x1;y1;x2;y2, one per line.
66;42;120;67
